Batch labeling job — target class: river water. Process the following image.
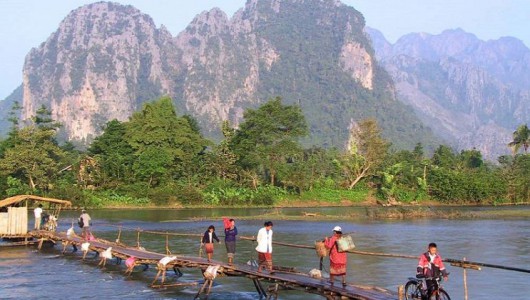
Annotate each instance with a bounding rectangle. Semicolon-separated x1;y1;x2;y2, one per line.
1;207;529;299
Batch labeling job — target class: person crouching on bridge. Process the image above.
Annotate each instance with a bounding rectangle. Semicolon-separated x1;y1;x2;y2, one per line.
324;226;347;286
256;221;273;273
224;219;238;265
202;225;220;262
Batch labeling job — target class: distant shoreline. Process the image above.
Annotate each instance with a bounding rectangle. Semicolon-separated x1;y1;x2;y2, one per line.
63;202;530;220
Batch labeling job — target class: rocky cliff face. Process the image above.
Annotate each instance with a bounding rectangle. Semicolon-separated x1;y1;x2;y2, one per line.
18;0;437;150
368;28;530;159
22;2;176;142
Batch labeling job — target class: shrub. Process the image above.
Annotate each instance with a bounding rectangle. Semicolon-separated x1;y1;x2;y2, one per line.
147;184;181;206
47;181;88;207
175;185;204;205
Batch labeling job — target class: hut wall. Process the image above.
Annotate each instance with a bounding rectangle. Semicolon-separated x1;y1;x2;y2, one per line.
0;212;8;234
7;207;28;235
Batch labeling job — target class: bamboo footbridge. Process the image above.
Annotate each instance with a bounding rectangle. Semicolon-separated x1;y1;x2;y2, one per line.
29;229;398;300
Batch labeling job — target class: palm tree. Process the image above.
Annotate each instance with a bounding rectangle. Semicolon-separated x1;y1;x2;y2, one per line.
508;124;530;155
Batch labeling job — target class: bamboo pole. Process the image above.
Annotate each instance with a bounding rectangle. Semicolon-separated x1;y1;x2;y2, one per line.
136;228;141;249
241;235;530;274
116;226;122;244
198;236;203;258
463;257;468;300
165;232;171;255
445;258;525;273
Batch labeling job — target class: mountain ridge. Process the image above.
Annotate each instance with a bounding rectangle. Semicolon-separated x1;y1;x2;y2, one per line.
367;27;530;158
13;0;439;151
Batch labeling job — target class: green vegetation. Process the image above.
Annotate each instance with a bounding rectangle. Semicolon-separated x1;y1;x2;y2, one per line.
0;97;528;208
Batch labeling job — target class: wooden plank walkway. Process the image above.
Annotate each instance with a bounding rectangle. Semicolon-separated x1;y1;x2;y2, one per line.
31;230;398;300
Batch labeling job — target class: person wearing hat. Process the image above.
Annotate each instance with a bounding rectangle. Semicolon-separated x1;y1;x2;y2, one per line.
324;225;348;286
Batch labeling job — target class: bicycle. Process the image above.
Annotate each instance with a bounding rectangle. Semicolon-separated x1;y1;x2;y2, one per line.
404;274;451;300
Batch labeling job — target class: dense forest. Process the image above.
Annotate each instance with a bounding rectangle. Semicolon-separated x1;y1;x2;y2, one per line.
0;97;528;208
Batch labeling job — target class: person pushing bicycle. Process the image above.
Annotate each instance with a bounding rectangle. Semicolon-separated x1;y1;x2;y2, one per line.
417;242;449;298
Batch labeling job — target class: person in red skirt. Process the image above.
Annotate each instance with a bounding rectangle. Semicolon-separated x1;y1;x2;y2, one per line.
202;225;220;262
324;225;347;286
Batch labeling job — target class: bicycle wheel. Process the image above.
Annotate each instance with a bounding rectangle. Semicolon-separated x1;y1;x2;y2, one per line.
429;289;451;300
404;281;422;300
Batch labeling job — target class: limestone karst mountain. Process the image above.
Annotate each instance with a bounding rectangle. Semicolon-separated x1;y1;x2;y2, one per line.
367;27;530;159
6;1;440;150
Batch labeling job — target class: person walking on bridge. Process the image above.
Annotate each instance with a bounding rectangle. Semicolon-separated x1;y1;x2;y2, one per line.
224;219;238;265
202;225;220;262
324;225;347;286
79;209;92;240
256;221;274;273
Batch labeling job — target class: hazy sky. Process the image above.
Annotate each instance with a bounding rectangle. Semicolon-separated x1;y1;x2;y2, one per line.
1;0;529;100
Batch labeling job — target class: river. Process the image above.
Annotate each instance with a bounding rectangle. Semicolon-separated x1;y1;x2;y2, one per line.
1;207;529;299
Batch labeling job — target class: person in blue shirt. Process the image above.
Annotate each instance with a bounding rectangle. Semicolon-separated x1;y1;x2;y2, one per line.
224;219;238;265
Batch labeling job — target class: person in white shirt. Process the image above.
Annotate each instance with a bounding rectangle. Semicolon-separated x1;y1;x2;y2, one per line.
256;221;273;273
34;204;43;230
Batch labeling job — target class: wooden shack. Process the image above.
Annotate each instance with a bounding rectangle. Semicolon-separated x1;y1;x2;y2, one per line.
0;195;72;238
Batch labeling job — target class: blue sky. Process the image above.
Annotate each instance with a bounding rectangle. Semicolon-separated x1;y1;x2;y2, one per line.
1;0;529;100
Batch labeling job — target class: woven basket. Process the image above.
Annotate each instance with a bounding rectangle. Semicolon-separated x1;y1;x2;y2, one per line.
315;241;329;257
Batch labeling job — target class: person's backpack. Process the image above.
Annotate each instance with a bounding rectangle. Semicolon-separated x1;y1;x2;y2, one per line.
78;217;84;228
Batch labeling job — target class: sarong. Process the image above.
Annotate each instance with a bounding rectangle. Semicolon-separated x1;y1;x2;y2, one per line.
258;252;272;269
330;261;346;276
205;243;214;254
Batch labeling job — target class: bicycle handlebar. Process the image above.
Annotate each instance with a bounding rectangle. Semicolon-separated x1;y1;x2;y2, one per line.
416;273;450;280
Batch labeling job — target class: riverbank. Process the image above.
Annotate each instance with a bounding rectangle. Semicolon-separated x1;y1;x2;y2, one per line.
75;203;530;221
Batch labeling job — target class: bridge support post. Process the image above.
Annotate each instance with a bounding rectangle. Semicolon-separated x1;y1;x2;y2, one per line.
266;283;279;300
152;265;168;288
252;278;267;298
61;241;69;254
194;279;214;299
38;238;45;250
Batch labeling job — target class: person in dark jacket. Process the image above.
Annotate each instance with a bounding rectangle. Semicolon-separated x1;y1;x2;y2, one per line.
202;225;220;262
224;219;238;264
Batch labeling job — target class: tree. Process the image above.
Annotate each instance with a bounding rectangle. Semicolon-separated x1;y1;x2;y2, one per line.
0;101;23;157
508;124;530;154
337;118;389;189
203;121;239;181
125;97;208;185
231;97;308;185
0;124;65;191
459;148;483;169
431;145;457;168
88;119;134;184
